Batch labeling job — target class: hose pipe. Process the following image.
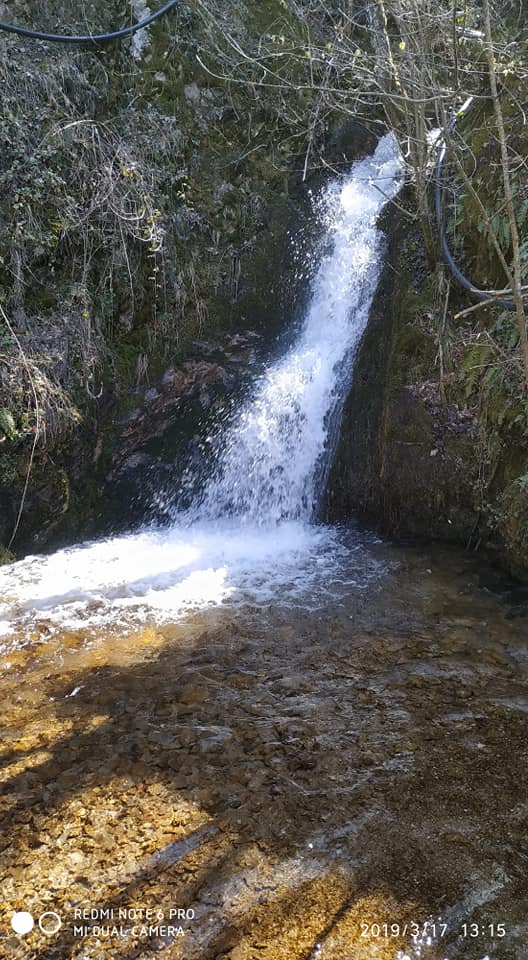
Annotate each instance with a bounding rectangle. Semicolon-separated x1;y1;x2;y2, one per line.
0;1;178;44
435;96;516;311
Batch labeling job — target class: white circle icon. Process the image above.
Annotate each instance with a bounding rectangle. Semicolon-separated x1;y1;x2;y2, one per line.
11;912;34;935
39;912;62;935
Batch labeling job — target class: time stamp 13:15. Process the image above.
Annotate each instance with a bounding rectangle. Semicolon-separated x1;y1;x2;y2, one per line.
359;921;507;939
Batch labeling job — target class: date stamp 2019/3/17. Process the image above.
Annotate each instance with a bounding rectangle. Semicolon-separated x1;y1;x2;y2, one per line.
360;920;507;940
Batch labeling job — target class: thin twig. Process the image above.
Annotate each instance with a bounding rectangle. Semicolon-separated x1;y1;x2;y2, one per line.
0;305;40;550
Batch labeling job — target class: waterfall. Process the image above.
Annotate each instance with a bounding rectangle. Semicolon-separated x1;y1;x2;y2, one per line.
0;135;403;633
192;133;403;525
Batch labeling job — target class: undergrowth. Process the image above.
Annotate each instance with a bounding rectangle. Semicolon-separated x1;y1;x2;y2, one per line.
0;0;326;547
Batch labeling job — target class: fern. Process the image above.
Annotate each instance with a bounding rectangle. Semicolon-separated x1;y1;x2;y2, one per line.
460;341;492;398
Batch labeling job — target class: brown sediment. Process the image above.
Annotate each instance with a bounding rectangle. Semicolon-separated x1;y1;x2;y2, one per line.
0;541;527;959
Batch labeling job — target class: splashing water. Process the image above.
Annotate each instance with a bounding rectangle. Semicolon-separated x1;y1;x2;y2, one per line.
0;135;403;634
195;133;403;525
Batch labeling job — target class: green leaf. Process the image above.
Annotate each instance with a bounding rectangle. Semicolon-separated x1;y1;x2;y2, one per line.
0;407;17;440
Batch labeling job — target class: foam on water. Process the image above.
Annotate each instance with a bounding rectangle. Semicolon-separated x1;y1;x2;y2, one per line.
0;135;403;635
0;522;381;636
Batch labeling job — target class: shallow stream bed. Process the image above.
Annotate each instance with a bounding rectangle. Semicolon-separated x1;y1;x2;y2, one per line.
1;533;527;960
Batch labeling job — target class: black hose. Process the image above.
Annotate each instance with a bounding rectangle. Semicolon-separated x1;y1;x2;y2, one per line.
0;1;178;44
435;98;516;311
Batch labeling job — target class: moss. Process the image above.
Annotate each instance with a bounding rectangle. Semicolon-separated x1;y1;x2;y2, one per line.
452;74;528;290
384;268;437;397
0;452;19;485
498;479;528;579
0;408;17;440
0;546;14;566
328;189;528;578
0;0;331;552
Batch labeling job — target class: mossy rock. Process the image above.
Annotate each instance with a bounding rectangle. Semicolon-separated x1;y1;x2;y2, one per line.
498;479;528;580
0;545;15;566
328;190;528;579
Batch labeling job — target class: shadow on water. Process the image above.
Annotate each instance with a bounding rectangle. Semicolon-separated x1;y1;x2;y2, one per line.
1;541;527;959
1;137;526;959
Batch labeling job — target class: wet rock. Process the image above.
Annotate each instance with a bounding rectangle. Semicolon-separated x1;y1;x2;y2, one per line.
121;407;142;425
160;367;186;392
118;451;156;473
179;684;208;705
181;359;228;387
191;339;221;356
184;82;200;106
327;204;528;581
198;387;211;410
143;387;159;406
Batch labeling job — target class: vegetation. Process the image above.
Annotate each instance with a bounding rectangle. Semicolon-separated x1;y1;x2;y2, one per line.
0;0;322;548
1;0;528;572
199;1;528;379
199;0;528;573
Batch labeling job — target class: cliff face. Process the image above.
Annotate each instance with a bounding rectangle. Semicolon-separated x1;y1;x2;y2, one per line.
328;76;528;583
0;0;334;554
4;4;527;579
327;197;528;582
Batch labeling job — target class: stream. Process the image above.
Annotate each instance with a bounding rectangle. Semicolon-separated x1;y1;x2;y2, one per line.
0;136;526;960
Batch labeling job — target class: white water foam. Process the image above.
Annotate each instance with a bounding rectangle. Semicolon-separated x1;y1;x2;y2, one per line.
195;133;403;524
0;135;403;635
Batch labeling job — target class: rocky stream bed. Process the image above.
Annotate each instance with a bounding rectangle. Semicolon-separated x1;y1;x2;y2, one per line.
1;537;527;960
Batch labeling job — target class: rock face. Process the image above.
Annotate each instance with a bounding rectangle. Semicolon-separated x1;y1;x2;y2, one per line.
0;0;332;553
98;332;263;528
327;203;528;581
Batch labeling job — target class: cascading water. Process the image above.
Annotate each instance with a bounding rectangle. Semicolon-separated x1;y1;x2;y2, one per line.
195;133;403;526
0;135;403;635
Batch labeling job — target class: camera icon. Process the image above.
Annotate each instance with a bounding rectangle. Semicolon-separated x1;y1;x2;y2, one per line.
11;911;62;936
39;912;62;935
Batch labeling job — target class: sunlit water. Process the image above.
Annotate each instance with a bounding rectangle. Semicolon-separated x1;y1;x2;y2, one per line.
0;135;403;636
0;137;525;960
1;540;526;960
